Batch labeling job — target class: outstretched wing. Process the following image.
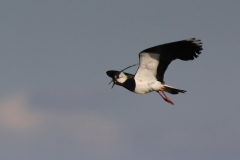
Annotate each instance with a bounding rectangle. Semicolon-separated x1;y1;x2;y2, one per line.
134;38;203;83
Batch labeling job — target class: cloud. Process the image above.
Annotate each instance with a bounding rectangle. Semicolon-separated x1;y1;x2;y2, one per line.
48;111;124;153
0;92;43;132
0;92;125;154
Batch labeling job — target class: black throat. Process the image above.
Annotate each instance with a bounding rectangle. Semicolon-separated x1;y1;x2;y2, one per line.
121;78;136;92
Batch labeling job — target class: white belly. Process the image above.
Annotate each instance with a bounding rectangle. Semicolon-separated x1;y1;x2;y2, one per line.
134;80;164;94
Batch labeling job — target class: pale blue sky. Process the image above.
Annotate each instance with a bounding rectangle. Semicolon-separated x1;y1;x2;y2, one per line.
0;1;240;160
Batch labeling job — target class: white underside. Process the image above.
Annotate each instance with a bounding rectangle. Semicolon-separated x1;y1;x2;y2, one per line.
133;52;164;94
134;79;164;94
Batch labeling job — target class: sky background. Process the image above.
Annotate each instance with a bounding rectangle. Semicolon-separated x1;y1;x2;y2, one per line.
0;0;240;160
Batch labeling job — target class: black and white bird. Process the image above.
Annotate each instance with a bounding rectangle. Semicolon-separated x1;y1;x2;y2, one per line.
106;38;203;105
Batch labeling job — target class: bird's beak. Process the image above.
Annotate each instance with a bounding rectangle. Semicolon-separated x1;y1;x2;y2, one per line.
108;79;116;88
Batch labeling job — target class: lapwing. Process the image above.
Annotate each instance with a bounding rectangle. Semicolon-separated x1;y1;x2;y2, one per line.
106;38;203;105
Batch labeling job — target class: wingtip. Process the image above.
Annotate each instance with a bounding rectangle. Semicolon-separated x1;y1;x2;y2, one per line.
187;38;203;54
186;38;196;41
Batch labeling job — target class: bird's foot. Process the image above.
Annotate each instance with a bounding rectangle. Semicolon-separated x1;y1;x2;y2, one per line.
163;97;174;105
157;90;174;105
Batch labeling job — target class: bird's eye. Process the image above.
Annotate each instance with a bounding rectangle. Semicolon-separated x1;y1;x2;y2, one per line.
116;75;119;79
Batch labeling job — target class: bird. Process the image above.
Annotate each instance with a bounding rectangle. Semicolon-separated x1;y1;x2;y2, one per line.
106;38;203;105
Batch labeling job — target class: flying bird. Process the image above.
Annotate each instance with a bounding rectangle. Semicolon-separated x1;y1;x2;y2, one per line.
106;38;203;105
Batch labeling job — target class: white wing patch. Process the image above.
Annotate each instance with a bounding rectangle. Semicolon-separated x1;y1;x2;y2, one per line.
134;52;160;82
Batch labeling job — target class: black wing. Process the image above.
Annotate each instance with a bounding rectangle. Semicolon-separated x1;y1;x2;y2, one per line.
135;38;202;83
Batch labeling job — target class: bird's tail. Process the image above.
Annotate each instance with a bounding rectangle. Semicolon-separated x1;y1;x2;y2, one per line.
163;85;186;95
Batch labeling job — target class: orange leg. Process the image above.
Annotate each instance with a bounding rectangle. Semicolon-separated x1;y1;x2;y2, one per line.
157;90;174;105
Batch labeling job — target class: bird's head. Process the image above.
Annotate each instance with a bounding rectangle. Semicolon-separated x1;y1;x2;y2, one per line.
106;71;127;88
106;64;138;88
